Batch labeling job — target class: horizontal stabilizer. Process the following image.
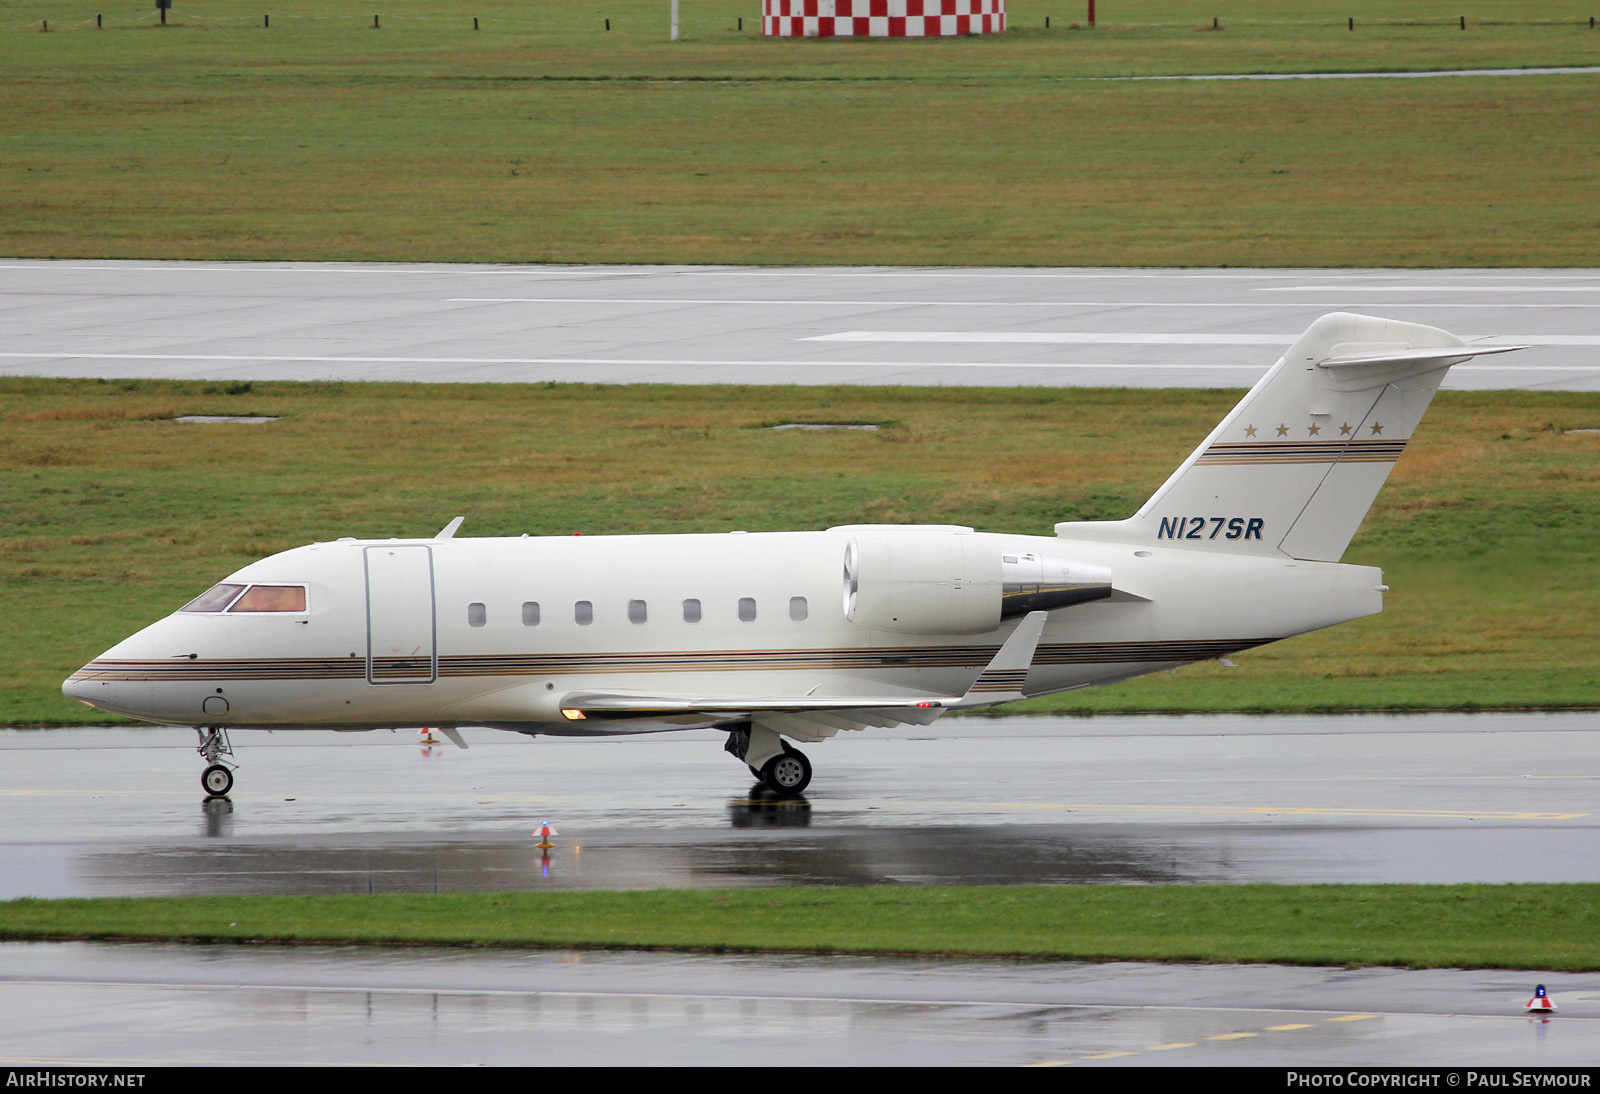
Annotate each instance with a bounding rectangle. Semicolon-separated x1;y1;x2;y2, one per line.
1319;343;1526;368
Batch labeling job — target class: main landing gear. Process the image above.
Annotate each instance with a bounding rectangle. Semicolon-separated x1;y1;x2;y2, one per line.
755;749;812;796
725;723;812;797
196;726;236;797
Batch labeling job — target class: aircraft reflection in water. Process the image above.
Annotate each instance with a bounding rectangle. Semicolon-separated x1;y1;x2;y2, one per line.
65;314;1521;799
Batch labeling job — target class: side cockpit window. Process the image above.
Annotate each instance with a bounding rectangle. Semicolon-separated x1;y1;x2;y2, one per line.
179;583;247;613
179;583;307;614
229;585;308;613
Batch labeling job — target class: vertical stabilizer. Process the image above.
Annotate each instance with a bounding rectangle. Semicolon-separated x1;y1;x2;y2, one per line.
1053;313;1521;562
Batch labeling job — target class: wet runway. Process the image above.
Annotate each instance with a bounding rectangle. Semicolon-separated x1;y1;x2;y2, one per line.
4;712;1597;899
4;942;1598;1067
6;712;1599;1066
1;261;1596;389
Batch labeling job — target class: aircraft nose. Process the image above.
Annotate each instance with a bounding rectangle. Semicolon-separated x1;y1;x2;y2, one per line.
62;671;94;705
63;628;157;718
63;662;120;712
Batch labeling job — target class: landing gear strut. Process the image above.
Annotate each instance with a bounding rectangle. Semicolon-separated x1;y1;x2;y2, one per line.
725;723;812;797
196;726;235;797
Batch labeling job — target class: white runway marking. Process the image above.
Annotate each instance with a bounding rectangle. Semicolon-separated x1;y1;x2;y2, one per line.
451;296;1181;308
1263;285;1600;293
810;332;1296;345
810;331;1600;346
449;297;1600;311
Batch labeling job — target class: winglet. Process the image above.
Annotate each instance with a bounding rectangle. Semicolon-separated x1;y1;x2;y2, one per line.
952;611;1046;708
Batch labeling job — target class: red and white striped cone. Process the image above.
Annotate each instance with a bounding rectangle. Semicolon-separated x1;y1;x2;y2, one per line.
1526;984;1557;1013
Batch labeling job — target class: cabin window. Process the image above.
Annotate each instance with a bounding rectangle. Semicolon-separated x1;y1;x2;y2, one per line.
228;585;307;613
789;596;808;622
522;601;540;626
179;583;247;613
682;598;701;624
575;600;593;625
467;602;486;627
628;599;647;624
738;597;757;622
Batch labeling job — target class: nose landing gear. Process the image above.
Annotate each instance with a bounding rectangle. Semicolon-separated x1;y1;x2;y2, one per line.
202;763;234;797
196;726;236;797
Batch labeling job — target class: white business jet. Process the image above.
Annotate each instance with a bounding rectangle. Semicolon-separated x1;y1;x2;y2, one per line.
64;313;1520;798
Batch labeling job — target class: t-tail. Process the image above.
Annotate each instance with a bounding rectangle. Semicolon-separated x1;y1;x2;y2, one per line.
1055;313;1524;562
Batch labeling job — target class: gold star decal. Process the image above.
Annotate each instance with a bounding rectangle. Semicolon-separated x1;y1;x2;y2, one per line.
1370;422;1384;435
1244;424;1257;437
1276;423;1290;437
1307;423;1321;436
1339;422;1352;436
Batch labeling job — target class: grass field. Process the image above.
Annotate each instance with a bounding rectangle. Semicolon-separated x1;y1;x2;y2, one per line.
4;884;1599;970
2;1;1598;265
5;377;1597;725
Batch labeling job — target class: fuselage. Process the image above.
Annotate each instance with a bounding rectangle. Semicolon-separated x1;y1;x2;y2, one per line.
65;523;1383;734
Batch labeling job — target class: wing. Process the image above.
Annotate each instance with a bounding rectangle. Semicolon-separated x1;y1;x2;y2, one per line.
553;611;1050;740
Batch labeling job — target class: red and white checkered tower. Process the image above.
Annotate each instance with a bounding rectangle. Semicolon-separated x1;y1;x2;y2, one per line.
763;0;1006;38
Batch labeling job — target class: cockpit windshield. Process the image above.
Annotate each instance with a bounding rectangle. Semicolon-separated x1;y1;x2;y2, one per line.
178;582;307;614
179;583;247;613
229;585;307;613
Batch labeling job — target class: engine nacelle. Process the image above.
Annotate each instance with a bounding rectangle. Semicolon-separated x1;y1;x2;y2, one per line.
843;533;1111;635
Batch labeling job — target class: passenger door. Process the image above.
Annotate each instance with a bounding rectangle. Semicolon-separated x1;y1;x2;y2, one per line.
365;545;437;684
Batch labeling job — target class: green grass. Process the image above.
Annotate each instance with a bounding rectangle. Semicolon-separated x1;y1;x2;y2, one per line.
2;0;1598;264
4;884;1599;970
5;378;1597;725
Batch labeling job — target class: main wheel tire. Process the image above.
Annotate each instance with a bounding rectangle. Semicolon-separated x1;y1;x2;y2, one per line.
759;748;811;797
202;763;233;797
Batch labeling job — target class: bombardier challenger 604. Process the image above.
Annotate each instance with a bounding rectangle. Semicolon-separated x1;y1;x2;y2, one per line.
65;313;1520;798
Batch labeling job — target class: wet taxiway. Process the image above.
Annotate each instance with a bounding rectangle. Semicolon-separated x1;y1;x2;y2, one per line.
6;712;1599;1066
3;712;1596;899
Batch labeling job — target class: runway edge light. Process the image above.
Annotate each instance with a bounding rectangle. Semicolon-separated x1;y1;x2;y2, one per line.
1526;984;1557;1013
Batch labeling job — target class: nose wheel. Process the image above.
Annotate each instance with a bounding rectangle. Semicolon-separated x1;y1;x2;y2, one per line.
196;726;236;798
202;764;234;797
